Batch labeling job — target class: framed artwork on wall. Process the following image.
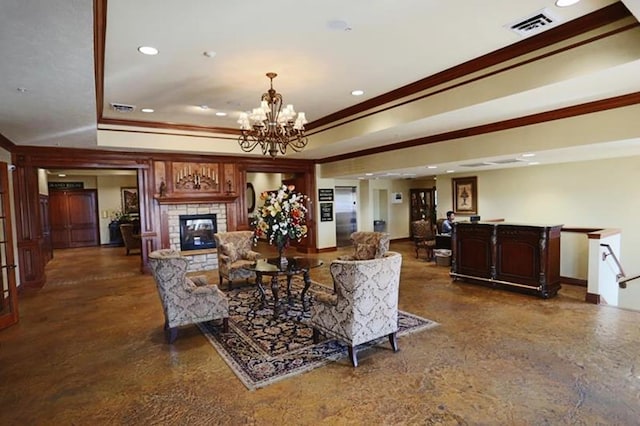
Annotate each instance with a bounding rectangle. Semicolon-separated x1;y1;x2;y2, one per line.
452;176;477;215
121;187;139;215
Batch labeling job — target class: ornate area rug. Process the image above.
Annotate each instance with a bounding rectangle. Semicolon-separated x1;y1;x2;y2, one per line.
198;279;438;390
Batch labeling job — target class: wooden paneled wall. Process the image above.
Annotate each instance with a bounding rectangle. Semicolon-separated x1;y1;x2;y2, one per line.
11;147;316;287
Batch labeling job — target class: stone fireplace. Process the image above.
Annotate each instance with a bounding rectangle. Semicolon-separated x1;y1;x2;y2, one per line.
166;203;226;272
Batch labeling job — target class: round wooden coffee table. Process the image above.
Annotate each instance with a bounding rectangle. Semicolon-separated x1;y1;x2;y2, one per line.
245;256;323;316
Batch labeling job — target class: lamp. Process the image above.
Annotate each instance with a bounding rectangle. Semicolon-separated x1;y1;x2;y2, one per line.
237;72;308;158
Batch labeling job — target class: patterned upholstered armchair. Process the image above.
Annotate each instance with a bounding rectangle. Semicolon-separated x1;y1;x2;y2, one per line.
214;231;263;289
339;231;390;261
310;251;403;367
148;249;229;344
411;219;436;260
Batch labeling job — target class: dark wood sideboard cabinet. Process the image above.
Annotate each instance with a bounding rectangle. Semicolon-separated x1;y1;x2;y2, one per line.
451;222;563;298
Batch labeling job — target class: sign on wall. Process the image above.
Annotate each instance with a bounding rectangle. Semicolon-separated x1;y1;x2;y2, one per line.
318;188;334;201
320;202;334;222
48;182;84;190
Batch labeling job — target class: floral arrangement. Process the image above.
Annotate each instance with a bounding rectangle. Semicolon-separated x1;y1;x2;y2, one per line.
252;184;309;252
110;209;130;222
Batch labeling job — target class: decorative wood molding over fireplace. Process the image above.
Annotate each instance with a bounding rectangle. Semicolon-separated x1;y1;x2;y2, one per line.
153;160;239;204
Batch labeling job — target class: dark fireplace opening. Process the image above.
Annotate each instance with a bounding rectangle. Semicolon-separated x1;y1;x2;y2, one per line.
179;214;217;251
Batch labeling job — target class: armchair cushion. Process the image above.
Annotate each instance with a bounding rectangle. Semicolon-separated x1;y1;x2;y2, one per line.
354;243;377;260
349;232;390;259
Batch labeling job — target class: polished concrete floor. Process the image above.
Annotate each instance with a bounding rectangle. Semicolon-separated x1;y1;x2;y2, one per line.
1;242;640;425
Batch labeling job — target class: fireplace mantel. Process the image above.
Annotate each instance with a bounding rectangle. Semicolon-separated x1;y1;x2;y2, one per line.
155;194;237;204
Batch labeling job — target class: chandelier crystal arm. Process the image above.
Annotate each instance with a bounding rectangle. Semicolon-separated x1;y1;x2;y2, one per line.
237;72;308;158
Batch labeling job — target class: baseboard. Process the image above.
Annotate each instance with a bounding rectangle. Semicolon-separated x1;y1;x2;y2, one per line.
585;292;600;304
560;276;587;287
316;247;337;253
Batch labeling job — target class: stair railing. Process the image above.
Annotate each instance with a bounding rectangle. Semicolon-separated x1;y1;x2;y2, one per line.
600;243;640;289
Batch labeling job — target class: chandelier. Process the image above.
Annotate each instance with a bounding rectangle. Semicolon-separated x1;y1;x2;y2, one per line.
237;72;308;158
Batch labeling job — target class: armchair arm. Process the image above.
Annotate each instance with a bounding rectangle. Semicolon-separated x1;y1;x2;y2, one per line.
218;253;232;266
189;285;220;295
244;250;262;261
314;291;338;306
336;255;355;261
190;275;209;286
184;277;221;295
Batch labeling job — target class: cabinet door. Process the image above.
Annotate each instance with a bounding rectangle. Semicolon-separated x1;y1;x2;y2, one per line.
454;223;494;278
495;226;542;287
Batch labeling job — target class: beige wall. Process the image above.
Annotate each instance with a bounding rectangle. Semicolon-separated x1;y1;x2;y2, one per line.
246;172;283;206
435;156;640;309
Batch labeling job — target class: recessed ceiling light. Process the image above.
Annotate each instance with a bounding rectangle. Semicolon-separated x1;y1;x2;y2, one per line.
528;162;540;165
521;153;535;157
427;165;438;169
215;112;227;117
446;170;455;173
555;0;580;7
351;90;364;96
58;174;66;177
141;108;154;113
203;51;217;58
200;105;209;110
365;173;373;176
138;46;158;55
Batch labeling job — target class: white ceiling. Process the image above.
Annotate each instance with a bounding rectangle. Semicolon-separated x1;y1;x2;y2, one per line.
1;0;640;178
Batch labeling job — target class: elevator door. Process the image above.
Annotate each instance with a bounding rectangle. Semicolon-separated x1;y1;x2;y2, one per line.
335;186;357;247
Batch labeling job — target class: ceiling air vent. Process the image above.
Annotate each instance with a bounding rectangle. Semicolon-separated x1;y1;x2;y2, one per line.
491;158;527;164
460;162;492;168
506;8;561;37
110;102;136;113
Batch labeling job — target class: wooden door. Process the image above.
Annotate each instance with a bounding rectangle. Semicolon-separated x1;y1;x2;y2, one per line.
50;190;99;249
67;191;99;247
50;191;69;248
0;162;19;329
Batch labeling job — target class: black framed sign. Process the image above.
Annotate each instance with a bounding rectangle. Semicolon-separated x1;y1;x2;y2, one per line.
318;188;334;202
320;202;333;222
48;182;84;190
